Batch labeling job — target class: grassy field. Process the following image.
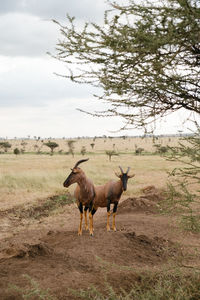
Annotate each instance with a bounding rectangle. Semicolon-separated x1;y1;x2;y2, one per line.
0;135;192;211
0;151;184;210
1;135;183;154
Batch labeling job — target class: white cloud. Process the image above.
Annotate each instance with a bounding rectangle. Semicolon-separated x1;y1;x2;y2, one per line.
0;97;197;139
0;55;97;106
0;0;198;138
0;13;58;57
0;98;125;138
0;0;107;22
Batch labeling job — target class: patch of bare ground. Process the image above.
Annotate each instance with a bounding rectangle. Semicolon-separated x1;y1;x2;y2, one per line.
0;186;199;299
118;185;164;214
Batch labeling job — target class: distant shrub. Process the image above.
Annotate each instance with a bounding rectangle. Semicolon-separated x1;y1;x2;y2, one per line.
105;150;119;161
135;147;144;155
14;148;20;155
21;141;28;152
0;142;12;153
44;141;59;155
81;146;86;156
153;144;168;154
90;143;95;149
67;140;76;157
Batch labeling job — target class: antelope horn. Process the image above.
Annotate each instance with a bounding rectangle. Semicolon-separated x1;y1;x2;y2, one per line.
74;158;89;168
119;166;124;174
126;167;130;174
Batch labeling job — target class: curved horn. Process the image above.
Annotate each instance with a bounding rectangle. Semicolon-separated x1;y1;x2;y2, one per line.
74;158;89;169
126;167;130;174
119;166;124;174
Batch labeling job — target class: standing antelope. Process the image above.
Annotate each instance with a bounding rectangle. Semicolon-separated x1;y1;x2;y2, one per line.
92;166;135;231
63;158;95;236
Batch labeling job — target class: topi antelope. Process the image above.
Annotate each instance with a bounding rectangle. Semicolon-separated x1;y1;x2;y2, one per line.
92;166;135;231
63;158;95;236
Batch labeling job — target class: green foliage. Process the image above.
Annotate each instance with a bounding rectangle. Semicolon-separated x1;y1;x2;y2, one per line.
44;141;59;154
160;125;200;232
9;274;56;300
105;150;119;161
153;144;169;155
80;146;87;156
70;269;200;300
13;147;20;155
21;140;28;152
90;143;95;149
0;141;12;152
135;147;144;155
67;140;76;157
52;0;200;130
180;214;200;232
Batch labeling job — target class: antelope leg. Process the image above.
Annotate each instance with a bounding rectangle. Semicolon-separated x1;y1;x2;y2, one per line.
78;202;83;236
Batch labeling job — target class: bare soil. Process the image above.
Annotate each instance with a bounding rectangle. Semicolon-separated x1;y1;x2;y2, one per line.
0;186;199;299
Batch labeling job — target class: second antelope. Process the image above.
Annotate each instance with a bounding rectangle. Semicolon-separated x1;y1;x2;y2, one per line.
92;166;135;231
63;158;95;236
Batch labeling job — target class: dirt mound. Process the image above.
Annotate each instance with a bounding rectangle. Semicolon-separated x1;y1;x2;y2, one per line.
141;185;165;201
0;192;74;220
0;241;51;261
0;224;181;299
42;228;180;266
124;232;179;259
118;185;164;213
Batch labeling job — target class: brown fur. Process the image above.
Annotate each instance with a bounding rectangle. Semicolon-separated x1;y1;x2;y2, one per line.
93;180;123;209
74;171;95;206
63;159;95;235
92;168;135;231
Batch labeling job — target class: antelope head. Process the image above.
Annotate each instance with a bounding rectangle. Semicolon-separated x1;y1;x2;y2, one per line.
63;158;89;188
115;166;135;191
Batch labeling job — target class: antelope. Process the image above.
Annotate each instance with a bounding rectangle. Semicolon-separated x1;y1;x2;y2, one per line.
63;158;95;236
92;166;135;231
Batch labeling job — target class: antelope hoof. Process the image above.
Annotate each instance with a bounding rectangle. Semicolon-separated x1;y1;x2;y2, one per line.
107;226;110;232
112;227;117;232
78;231;82;236
85;225;89;231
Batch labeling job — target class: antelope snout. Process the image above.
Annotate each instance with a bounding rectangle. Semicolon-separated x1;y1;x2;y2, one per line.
63;181;68;188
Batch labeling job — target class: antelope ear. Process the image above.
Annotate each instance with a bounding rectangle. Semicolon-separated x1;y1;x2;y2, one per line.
128;173;135;178
115;172;121;178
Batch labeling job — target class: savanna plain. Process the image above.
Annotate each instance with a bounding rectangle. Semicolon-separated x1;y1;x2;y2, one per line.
0;136;200;299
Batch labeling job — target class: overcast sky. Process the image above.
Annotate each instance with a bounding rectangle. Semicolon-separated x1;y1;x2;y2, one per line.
0;0;197;139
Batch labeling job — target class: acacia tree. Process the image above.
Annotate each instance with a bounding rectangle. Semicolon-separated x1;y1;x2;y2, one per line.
67;140;76;157
52;0;200;232
105;150;119;161
0;142;12;153
53;0;200;131
161;124;200;231
44;141;59;155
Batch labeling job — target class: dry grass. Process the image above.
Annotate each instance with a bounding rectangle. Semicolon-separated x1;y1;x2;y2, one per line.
0;151;183;210
0;135;191;211
3;136;183;154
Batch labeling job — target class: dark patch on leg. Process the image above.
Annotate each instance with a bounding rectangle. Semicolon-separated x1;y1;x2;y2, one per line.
113;202;118;213
107;199;111;213
78;202;83;214
91;208;97;216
